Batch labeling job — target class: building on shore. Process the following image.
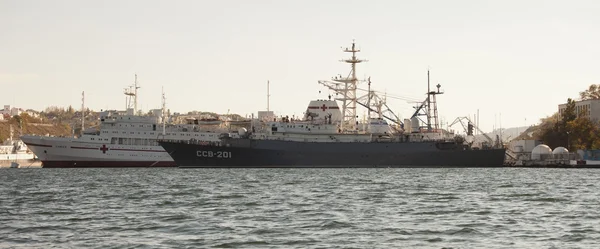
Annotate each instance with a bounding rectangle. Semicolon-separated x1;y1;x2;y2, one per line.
509;139;541;155
558;99;600;121
1;105;24;118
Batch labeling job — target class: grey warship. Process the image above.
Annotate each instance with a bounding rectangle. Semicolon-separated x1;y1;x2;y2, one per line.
159;42;506;168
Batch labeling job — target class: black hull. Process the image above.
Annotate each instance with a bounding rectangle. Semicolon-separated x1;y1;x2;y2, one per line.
159;140;506;168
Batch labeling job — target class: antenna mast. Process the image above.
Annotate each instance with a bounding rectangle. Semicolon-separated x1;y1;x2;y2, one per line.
367;77;371;119
425;70;443;131
267;80;270;112
161;87;166;135
81;91;85;133
426;70;432;131
317;40;367;132
341;40;365;131
134;74;139;115
124;74;141;115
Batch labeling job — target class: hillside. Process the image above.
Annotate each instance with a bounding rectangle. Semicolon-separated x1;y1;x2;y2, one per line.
477;126;531;143
0;121;72;142
512;125;541;141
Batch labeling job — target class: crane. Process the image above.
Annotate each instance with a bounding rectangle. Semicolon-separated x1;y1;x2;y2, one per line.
449;116;498;148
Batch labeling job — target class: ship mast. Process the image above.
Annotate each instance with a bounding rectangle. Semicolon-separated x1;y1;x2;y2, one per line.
432;83;442;131
81;91;85;133
426;70;431;131
318;40;367;132
409;70;444;133
124;74;141;115
367;77;371;119
425;70;443;131
161;87;166;135
134;75;139;115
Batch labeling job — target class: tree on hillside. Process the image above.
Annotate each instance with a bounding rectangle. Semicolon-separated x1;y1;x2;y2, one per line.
11;115;23;129
579;84;600;100
538;114;562;149
19;112;41;124
567;116;600;150
539;98;600;151
562;98;577;125
44;106;64;114
539;99;576;150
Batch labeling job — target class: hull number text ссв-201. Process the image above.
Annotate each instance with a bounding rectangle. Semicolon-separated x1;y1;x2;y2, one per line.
196;151;232;158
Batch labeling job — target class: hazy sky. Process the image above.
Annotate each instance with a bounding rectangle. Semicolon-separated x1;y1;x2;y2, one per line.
1;0;599;133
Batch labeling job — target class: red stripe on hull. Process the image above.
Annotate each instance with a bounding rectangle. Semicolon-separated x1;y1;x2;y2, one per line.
41;161;176;168
111;148;165;152
71;146;98;150
69;147;165;152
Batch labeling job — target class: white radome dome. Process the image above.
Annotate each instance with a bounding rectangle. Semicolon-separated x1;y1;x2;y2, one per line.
552;147;569;154
531;144;552;160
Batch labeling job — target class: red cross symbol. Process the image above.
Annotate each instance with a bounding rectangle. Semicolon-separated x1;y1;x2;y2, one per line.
100;144;109;154
321;104;327;111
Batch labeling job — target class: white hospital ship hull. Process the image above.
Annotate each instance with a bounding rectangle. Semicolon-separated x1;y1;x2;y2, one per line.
21;135;175;168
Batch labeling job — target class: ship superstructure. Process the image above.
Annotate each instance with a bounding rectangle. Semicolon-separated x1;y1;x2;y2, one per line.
21;75;238;168
1;125;36;167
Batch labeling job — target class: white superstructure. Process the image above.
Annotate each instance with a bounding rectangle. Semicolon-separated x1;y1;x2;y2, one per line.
20;76;233;167
245;41;453;145
0;125;36;167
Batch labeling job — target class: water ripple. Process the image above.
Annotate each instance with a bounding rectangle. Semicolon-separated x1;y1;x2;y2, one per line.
1;168;600;248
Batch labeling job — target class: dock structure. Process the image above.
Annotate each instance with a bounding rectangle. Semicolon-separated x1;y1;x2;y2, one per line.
504;147;599;168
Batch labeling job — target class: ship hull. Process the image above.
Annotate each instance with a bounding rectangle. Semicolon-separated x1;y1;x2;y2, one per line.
21;135;177;168
40;160;175;168
159;140;506;168
0;158;39;168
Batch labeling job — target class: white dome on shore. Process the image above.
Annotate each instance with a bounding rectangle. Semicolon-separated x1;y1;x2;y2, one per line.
532;144;552;160
552;147;569;154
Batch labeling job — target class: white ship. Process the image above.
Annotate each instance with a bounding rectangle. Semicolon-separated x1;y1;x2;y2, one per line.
0;125;36;168
20;75;237;168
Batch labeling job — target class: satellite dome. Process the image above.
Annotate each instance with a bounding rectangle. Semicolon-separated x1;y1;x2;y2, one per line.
531;144;552;160
552;147;569;154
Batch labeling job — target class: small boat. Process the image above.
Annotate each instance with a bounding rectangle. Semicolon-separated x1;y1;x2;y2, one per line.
197;118;222;125
227;120;252;126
